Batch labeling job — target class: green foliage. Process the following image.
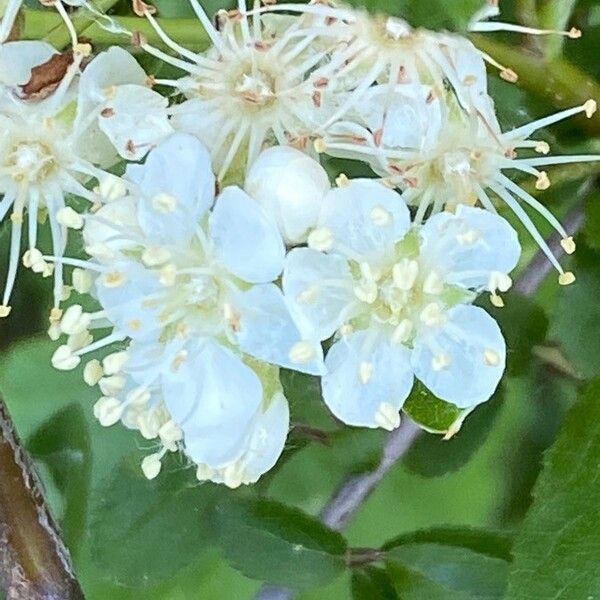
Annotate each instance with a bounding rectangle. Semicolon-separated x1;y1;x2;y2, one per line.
507;380;600;599
214;495;347;589
28;404;92;559
403;381;465;434
403;391;503;477
351;566;398;600
551;263;600;378
382;528;512;599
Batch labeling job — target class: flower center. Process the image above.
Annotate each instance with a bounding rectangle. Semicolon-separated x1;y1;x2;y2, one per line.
7;140;58;183
350;245;450;344
233;68;277;107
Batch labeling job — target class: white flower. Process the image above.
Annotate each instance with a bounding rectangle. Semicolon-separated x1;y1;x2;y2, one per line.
50;133;323;486
132;0;339;180
283;178;521;429
321;83;597;283
75;46;172;165
244;145;330;244
0;41;169;316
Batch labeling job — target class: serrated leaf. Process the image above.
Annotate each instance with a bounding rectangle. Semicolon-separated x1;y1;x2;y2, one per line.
28;403;92;559
507;379;600;599
351;566;398;600
403;390;503;477
213;495;347;590
90;457;218;587
402;381;465;433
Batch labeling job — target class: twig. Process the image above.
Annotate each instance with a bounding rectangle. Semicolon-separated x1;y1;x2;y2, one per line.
0;400;85;600
254;201;588;600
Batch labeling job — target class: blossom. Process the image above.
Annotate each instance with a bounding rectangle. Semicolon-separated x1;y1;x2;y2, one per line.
319;83;598;283
244;145;330;244
0;42;169;317
49;133;323;486
131;0;339;182
283;178;521;429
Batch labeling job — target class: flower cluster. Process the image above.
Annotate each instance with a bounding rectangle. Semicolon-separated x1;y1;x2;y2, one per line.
1;0;597;486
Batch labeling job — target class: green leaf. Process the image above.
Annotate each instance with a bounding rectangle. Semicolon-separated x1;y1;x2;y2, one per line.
382;526;513;560
486;294;549;376
214;495;348;590
403;390;503;477
28;404;92;559
507;380;600;599
550;264;600;379
351;566;398;600
402;381;464;434
383;527;512;599
89;456;218;587
386;543;509;600
584;191;600;251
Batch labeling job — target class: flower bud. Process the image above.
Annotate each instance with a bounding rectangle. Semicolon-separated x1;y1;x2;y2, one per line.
245;146;330;244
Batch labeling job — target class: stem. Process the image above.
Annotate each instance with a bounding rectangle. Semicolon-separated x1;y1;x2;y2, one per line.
22;8;210;51
0;400;84;600
472;35;600;137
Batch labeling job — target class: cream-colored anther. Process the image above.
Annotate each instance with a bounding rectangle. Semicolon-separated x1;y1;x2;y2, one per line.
432;352;452;371
51;345;80;370
56;206;84;229
335;173;349;187
127;387;151;405
93;397;124;427
60;304;91;335
535;171;550;190
423;270;444;295
456;228;480;246
171;350;189;372
392;259;419;291
99;375;126;397
103;271;126;288
0;305;11;318
83;359;104;386
558;271;576;286
353;280;378;304
97;175;127;201
72;268;93;294
374;402;400;431
141;453;162;480
420;302;447;327
102;351;128;375
392;319;413;345
488;271;512;293
534;141;550;154
584;99;597;118
561;237;576;255
307;227;334;251
358;361;374;384
483;349;501;367
289;341;316;364
370;205;392;226
152;193;178;213
159;264;177;287
142;246;171;267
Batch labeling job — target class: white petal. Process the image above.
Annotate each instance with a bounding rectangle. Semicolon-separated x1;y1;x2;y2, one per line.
245;146;330;244
128;133;215;245
161;340;263;468
0;41;57;86
322;331;413;429
83;197;140;257
210;186;285;283
236;392;289;484
412;305;505;408
283;247;355;341
319;179;410;260
234;283;325;375
94;262;164;341
78;46;147;104
360;84;444;151
98;85;173;161
420;205;521;290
